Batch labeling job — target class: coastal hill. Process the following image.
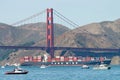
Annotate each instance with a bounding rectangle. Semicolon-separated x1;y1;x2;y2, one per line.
0;22;70;63
55;19;120;48
0;19;120;65
0;22;69;45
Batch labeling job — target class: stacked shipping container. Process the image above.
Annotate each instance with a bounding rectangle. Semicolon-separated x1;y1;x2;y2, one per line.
20;56;106;63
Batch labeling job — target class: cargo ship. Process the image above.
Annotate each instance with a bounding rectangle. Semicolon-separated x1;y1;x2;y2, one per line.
20;55;111;66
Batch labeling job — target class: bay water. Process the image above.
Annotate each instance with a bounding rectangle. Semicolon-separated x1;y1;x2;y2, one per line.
0;65;120;80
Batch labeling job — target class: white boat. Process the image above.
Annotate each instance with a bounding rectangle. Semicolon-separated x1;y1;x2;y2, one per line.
93;64;111;70
5;67;28;75
12;63;20;67
40;65;46;68
1;66;5;68
81;65;89;69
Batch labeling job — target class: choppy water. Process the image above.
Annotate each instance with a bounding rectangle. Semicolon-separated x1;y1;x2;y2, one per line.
0;65;120;80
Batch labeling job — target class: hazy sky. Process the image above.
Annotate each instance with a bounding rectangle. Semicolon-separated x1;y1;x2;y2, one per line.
0;0;120;28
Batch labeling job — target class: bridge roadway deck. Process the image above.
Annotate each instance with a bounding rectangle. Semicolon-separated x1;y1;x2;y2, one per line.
0;46;119;52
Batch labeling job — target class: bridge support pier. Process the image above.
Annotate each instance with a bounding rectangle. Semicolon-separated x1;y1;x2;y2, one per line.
46;8;54;58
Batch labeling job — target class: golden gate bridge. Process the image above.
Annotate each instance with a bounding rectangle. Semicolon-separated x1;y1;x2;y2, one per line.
0;8;120;57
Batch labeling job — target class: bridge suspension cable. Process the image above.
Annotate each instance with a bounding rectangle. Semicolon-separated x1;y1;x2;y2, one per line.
53;9;119;48
53;9;80;29
9;8;120;49
12;9;46;26
0;8;119;57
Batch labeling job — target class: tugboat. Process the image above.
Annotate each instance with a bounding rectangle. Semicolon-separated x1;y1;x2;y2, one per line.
5;67;28;75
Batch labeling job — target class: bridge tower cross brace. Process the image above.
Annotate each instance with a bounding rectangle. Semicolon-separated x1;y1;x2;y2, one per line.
46;8;54;58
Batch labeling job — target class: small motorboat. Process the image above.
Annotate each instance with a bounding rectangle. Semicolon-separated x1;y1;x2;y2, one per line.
5;67;28;75
81;65;89;69
93;64;111;70
40;65;46;68
1;66;5;68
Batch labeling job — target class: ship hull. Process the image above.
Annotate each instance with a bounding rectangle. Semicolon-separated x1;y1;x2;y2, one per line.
21;59;111;66
5;71;28;75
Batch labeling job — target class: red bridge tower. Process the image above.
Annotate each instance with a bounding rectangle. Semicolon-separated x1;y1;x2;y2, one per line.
46;8;54;57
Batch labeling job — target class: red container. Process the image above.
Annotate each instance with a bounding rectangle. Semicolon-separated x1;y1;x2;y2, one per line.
20;58;24;63
33;56;37;62
24;56;29;62
73;57;78;61
100;57;105;62
37;56;42;62
64;57;69;61
55;56;60;62
47;59;52;62
68;56;73;61
51;58;56;62
47;56;52;62
47;56;51;59
29;56;33;62
55;58;60;62
85;57;91;61
60;56;64;62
